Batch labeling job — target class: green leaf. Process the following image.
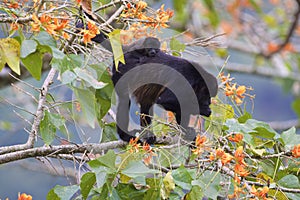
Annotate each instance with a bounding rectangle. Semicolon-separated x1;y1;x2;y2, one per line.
80;172;96;200
40;111;57;145
108;29;125;71
144;178;161;200
34;31;57;47
260;160;275;177
74;68;107;89
47;188;60;200
184;185;203;200
245;119;279;139
115;183;146;200
192;171;221;200
172;165;193;191
51;47;65;60
74;87;96;128
20;40;37;58
170;37;186;53
48;112;65;129
0;38;20;74
89;150;116;170
94;167;109;188
21;50;43;80
161;172;175;199
121;161;159;178
101;123;117;142
278;174;300;188
292;98;300;119
61;70;77;84
53;185;79;200
238;111;252;123
281;127;300;150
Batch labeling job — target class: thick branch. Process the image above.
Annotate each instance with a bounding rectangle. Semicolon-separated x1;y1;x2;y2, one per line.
0;141;126;164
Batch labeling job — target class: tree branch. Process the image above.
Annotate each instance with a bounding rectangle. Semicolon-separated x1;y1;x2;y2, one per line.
0;141;126;164
263;1;300;58
0;56;55;155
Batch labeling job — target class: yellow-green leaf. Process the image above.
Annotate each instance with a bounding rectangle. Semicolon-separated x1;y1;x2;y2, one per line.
162;171;175;198
0;38;20;75
108;29;125;71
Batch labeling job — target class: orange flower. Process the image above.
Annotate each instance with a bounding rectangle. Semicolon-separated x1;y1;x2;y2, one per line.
234;146;246;165
53;18;69;31
81;21;100;44
228;133;244;143
292;144;300;158
221;152;233;165
234;163;249;177
18;193;32;200
215;148;225;158
209;152;215;161
31;13;41;32
251;185;270;199
142;142;156;165
225;83;236;96
195;134;206;147
128;137;141;153
215;148;233;165
236;85;246;98
192;135;210;156
136;1;147;10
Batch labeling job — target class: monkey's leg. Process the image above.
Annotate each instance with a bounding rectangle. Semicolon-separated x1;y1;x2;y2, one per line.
140;104;156;144
116;95;137;142
140;104;153;127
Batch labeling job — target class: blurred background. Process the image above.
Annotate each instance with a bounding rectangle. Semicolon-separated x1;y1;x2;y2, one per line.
0;0;299;198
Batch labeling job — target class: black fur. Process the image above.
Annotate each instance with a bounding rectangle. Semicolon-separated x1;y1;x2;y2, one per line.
111;37;218;144
76;20;217;143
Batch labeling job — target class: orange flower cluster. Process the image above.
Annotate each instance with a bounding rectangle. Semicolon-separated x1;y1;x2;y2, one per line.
292;144;300;158
227;146;250;199
120;1;173;43
219;72;254;105
228;133;244;143
31;13;69;39
120;24;148;44
192;135;210;156
18;193;32;200
128;137;156;165
128;137;141;153
3;0;29;9
234;146;249;178
80;20;100;44
122;1;173;29
250;185;271;200
142;142;156;165
210;148;233;165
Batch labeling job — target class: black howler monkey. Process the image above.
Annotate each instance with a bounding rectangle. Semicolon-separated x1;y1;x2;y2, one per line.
76;20;218;144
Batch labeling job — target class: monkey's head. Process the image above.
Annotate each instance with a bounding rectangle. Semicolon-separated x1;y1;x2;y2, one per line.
129;37;161;57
